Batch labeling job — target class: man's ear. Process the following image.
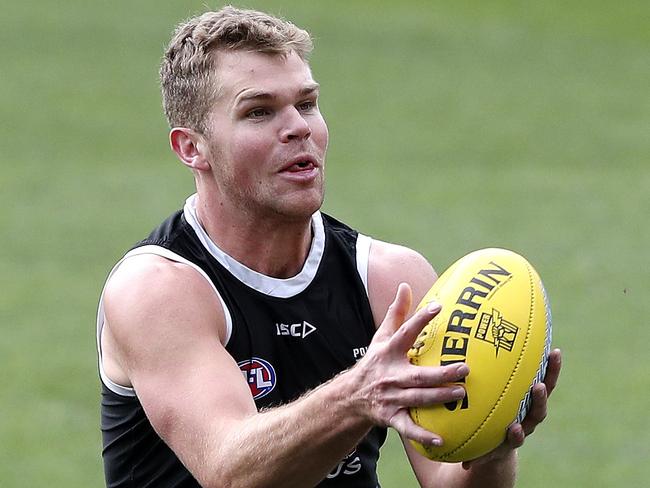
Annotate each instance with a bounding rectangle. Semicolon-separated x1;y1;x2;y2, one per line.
169;128;211;171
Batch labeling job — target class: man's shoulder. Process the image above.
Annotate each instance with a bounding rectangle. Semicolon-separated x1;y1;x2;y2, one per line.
104;254;214;315
315;213;437;293
368;239;436;286
369;239;431;267
103;252;225;350
366;239;438;325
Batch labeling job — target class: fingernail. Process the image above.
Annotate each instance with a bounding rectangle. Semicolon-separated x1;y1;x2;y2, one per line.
427;301;441;313
430;437;443;447
456;363;470;376
452;386;465;397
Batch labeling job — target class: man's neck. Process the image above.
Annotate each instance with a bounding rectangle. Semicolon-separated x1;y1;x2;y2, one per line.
194;194;314;279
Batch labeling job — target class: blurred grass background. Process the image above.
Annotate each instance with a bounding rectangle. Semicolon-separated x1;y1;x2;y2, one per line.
1;1;648;486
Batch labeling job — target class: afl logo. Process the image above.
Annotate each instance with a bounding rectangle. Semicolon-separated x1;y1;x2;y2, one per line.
238;357;277;400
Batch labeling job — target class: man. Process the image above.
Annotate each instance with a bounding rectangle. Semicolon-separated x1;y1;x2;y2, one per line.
97;6;561;487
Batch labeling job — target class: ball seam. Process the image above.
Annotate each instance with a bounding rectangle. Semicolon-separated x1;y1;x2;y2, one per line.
438;260;536;461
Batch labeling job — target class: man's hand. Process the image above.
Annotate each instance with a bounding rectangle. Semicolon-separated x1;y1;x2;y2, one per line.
461;348;563;469
351;283;470;447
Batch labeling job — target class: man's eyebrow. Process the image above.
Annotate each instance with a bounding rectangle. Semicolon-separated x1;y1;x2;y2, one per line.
234;83;320;106
235;90;275;105
299;82;320;96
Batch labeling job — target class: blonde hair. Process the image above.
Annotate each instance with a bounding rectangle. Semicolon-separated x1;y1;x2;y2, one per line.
160;6;313;133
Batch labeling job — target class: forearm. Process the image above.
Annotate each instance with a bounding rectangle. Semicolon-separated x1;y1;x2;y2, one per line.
436;451;517;488
146;283;469;488
201;371;372;488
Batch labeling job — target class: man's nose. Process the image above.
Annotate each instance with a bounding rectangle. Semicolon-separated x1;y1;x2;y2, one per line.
279;107;312;143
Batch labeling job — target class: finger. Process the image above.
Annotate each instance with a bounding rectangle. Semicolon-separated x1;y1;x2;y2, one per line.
388;410;443;447
390;300;442;352
543;348;562;397
520;383;547;436
402;363;470;389
506;422;526;448
375;283;412;340
398;384;466;407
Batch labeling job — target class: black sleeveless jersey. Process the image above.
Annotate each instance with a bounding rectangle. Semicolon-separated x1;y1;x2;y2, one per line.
98;195;387;487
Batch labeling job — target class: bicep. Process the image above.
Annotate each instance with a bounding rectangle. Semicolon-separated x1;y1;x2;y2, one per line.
103;257;257;477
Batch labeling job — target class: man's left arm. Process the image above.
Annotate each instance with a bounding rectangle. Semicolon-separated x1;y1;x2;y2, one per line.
366;239;562;488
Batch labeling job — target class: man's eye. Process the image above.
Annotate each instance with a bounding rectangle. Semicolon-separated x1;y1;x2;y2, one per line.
248;108;269;118
298;101;316;111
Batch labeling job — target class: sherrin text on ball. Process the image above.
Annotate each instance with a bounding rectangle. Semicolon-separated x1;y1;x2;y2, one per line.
408;248;552;462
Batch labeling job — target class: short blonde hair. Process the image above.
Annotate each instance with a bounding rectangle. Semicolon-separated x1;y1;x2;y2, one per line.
160;6;313;133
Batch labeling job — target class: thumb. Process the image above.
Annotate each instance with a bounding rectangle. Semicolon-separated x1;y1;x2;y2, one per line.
376;283;412;340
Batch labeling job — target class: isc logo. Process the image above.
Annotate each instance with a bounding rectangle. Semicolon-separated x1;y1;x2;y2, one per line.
237;357;277;400
275;321;317;339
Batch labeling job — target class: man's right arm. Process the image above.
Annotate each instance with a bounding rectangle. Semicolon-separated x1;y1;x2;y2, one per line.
102;255;467;488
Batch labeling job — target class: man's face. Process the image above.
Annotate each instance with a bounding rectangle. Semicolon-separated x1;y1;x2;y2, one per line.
203;50;329;221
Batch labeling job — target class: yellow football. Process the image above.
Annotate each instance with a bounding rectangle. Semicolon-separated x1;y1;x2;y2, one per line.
408;248;552;462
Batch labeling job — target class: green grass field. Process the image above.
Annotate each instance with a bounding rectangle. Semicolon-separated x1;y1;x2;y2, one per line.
1;1;648;486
